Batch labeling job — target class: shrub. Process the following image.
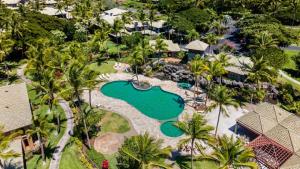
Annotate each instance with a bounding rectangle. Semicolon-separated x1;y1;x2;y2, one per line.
86;148;106;168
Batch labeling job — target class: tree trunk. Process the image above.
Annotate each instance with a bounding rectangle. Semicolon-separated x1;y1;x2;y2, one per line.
191;138;194;169
0;160;4;168
83;118;91;149
193;76;197;106
89;89;92;108
37;132;46;163
21;139;27;169
215;105;222;136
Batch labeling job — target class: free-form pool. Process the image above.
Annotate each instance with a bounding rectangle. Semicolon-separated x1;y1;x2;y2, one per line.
101;81;184;137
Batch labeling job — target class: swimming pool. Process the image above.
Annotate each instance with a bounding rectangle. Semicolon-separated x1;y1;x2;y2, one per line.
101;81;184;137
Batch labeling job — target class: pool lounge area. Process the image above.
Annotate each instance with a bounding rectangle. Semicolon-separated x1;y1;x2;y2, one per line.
101;81;185;137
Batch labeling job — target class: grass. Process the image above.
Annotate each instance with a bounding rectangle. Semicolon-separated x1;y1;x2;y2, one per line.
99;110;131;134
89;60;117;74
176;156;218;169
283;50;299;70
27;104;67;169
60;143;86;169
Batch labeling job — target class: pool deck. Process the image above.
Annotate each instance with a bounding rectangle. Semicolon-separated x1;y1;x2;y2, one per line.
83;73;195;147
82;73;245;147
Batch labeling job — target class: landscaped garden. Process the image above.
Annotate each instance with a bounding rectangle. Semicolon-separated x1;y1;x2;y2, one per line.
1;0;300;168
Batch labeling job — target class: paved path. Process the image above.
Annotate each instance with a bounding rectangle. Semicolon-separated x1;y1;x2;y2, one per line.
17;64;74;169
49;100;74;169
279;70;300;86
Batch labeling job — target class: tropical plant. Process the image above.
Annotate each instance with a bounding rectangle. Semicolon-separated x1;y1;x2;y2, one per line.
208;85;239;136
130;45;145;84
175;113;214;169
153;38;168;60
188;56;208;104
0;32;15;83
26;113;55;163
203;33;218;54
0;126;20;168
242;56;276;90
186;29;199;42
83;68;100;107
64;61;92;148
200;135;258;169
249;31;278;49
32;69;62;132
117;132;172;169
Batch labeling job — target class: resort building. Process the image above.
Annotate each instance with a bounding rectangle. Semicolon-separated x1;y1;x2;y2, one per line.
185;40;209;57
0;83;34;163
40;7;69;18
149;39;181;56
209;55;252;81
1;0;23;9
149;20;167;33
236;103;300;169
101;7;127;25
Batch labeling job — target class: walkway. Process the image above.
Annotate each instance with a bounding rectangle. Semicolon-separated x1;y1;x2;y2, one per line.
17;65;74;169
279;70;300;86
49;100;74;169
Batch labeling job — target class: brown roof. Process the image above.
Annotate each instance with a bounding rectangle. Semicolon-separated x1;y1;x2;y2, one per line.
280;154;300;169
0;83;32;133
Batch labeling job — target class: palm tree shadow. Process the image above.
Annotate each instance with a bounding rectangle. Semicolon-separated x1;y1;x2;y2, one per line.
2;159;22;169
30;143;57;169
175;155;192;169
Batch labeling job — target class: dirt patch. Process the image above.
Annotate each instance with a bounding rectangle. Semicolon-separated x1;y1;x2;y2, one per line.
94;132;125;154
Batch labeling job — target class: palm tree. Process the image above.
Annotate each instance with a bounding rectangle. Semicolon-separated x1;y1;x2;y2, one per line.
249;31;278;49
130;45;145;84
204;61;225;106
201;135;258;169
153;38;167;60
65;61;92;148
203;33;218;55
186;29;199;42
0;126;20;168
175;113;214;169
188;56;208;105
32;69;62;132
83;68;100;107
28;0;45;12
208;85;239;136
119;132;172;169
243;56;276;90
26;113;55;163
112;18;124;59
0;33;15;83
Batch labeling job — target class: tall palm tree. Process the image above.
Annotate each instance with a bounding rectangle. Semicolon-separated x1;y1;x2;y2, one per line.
186;29;199;42
203;33;218;55
153;38;167;60
188;56;208;105
112;18;124;59
32;69;62;132
64;61;92;148
130;45;145;84
119;132;172;169
249;31;278;49
243;56;276;90
204;61;225;106
83;68;100;107
26;113;55;163
28;0;45;12
208;85;239;136
0;126;20;168
175;113;214;169
201;135;258;169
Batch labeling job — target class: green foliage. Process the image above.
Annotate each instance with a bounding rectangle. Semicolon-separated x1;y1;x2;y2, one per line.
237;15;299;47
253;47;288;70
86;148;106;168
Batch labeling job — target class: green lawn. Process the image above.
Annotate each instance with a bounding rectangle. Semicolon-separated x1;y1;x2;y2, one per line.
176;156;218;169
284;50;299;70
60;143;86;169
99;110;131;134
89;60;117;74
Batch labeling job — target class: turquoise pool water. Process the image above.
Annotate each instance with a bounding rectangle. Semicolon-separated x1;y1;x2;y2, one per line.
101;81;184;137
160;121;184;137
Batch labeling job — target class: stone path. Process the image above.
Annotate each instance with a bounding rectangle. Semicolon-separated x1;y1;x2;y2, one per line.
49;100;74;169
17;65;74;169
